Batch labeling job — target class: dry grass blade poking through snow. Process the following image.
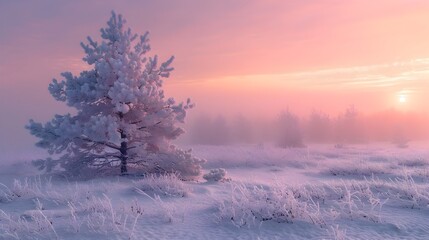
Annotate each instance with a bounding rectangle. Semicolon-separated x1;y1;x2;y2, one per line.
134;173;191;197
217;182;325;228
134;173;189;223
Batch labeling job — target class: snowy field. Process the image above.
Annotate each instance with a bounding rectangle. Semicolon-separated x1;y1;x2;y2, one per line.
1;143;429;240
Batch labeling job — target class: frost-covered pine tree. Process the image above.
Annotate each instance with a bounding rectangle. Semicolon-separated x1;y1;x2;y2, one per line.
26;11;204;179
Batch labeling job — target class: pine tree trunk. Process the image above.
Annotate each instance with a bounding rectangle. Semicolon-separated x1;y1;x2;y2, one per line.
120;140;128;174
118;112;128;174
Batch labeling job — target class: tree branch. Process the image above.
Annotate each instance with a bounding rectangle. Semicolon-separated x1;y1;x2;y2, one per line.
92;153;121;159
138;121;162;130
78;137;121;150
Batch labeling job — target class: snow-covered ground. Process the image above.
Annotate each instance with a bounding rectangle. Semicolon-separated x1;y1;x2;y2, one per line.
1;143;429;239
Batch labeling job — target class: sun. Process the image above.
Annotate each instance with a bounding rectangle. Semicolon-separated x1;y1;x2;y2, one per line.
398;95;407;103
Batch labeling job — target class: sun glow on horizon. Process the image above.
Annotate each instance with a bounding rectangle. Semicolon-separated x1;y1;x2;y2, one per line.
399;95;407;103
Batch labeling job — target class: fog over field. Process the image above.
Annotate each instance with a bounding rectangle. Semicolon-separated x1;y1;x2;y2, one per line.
181;108;429;146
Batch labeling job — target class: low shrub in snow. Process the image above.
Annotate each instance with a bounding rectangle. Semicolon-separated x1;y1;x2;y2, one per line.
216;178;407;228
203;168;228;182
217;182;325;227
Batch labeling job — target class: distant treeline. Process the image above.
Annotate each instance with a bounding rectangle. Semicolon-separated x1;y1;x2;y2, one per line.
185;106;429;146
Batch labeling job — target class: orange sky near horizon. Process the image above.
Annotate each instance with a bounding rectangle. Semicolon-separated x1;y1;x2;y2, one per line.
164;57;429;117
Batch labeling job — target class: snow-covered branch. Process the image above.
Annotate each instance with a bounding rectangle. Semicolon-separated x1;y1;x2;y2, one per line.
78;137;121;151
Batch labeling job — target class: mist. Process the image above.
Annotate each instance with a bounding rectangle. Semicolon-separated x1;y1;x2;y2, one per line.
179;106;429;147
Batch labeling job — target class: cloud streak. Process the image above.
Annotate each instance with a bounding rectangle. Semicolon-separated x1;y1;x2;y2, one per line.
190;58;429;91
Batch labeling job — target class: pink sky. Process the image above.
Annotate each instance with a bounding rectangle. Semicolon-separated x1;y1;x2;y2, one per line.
1;0;429;152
